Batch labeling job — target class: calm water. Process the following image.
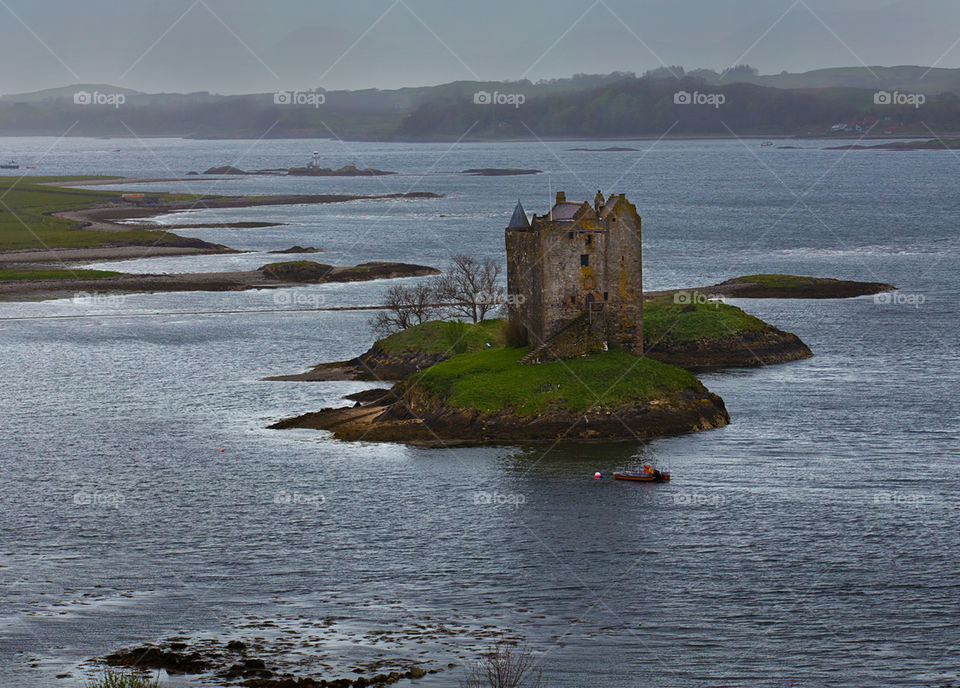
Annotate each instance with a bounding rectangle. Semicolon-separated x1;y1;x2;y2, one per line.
0;137;958;687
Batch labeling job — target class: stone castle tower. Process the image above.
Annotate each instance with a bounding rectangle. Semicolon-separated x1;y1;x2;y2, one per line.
505;191;643;359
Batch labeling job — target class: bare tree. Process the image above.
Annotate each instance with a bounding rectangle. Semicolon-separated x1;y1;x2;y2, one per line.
370;282;437;336
434;254;504;323
459;640;544;688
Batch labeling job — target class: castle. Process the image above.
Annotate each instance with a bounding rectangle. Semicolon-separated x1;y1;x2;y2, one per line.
505;191;643;360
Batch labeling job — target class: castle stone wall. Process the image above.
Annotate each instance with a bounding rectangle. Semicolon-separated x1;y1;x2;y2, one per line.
506;193;643;355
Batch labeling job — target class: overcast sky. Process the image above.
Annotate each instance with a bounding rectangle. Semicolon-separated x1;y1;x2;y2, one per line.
2;0;960;95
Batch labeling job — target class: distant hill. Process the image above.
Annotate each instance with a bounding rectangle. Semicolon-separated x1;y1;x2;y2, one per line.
1;68;959;140
0;84;143;103
688;66;960;94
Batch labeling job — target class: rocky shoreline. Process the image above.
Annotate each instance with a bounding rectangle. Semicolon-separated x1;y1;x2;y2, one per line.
646;274;895;300
0;187;447;300
0;262;440;301
101;639;430;687
270;377;730;445
265;342;449;382
81;609;532;687
645;327;813;370
48;191;442;237
826;138;960;151
1;191;443;268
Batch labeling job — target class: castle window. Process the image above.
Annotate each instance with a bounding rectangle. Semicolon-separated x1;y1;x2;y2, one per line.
586;293;595;304
585;235;592;246
569;295;576;304
568;231;574;239
580;254;589;267
603;292;609;301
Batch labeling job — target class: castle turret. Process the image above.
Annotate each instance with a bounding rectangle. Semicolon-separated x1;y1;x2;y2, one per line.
508;200;530;229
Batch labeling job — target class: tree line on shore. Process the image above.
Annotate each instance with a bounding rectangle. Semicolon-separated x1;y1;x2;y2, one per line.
5;69;960;139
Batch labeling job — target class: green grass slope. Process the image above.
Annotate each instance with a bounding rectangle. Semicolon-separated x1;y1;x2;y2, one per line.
378;319;507;355
410;347;698;416
643;295;768;344
0;176;198;251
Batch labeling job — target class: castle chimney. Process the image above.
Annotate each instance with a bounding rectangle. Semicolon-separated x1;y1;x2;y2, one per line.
556;191;566;204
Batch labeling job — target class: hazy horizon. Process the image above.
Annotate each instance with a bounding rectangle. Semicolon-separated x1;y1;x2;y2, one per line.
2;0;960;95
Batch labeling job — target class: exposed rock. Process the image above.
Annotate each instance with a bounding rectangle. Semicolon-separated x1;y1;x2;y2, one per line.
645;328;813;371
103;646;211;674
98;635;435;687
288;165;396;176
461;168;541;176
329;261;440;282
343;388;399;405
226;640;248;653
259;261;335;282
711;275;894;299
159;221;281;230
265;343;448;382
269;246;324;254
257;260;439;284
567;146;638;151
203;165;248;175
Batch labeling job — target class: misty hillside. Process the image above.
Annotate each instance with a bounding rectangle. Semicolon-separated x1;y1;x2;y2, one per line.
1;68;959;140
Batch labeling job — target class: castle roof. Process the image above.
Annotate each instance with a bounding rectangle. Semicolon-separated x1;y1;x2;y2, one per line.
508;200;530;228
550;202;587;221
549;202;580;220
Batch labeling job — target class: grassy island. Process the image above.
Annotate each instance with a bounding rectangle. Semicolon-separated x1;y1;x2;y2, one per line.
410;347;696;416
270;314;734;443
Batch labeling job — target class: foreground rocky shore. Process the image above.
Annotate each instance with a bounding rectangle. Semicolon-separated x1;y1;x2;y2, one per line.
81;608;533;687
